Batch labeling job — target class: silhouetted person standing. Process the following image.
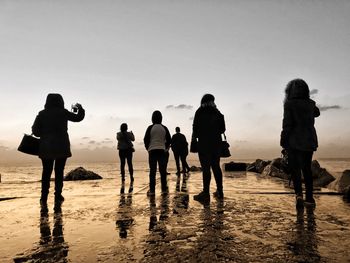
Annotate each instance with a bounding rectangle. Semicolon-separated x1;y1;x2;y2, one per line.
171;127;190;174
144;110;171;196
32;94;85;211
117;123;135;182
192;94;226;203
280;79;320;209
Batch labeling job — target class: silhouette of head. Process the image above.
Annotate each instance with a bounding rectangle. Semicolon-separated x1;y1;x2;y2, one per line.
175;127;180;133
152;110;162;124
285;79;310;101
45;94;64;109
120;123;128;132
201;94;216;107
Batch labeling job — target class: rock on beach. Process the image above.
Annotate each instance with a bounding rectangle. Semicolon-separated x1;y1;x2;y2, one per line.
328;170;350;193
262;164;290;180
246;159;271;173
311;160;335;187
64;167;103;181
224;161;247;172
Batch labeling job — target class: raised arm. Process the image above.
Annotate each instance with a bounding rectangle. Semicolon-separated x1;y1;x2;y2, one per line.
66;104;85;122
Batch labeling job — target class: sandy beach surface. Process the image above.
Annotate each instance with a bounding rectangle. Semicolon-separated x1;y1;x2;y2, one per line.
1;163;350;263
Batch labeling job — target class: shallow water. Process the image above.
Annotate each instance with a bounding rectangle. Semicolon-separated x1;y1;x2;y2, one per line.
0;160;350;262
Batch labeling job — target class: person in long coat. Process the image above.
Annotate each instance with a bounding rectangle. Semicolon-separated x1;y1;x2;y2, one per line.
191;94;226;203
32;93;85;211
280;79;320;209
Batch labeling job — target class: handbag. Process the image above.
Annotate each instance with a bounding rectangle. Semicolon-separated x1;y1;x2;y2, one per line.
18;134;40;156
221;133;231;158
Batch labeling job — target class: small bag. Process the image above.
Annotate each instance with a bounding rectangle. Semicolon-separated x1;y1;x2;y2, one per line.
190;139;198;153
18;134;40;156
221;133;231;158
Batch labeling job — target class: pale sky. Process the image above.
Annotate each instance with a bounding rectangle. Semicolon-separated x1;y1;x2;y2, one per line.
1;0;350;163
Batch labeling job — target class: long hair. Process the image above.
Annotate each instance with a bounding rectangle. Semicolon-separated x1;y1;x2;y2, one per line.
120;123;128;132
284;79;310;103
200;93;216;108
44;93;64;109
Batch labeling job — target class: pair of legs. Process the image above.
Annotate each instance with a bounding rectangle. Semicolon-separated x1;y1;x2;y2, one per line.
288;149;314;204
148;149;168;193
196;150;223;199
40;158;67;205
173;151;190;174
119;149;134;181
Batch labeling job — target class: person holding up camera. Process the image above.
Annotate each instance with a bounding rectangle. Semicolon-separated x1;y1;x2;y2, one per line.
32;94;85;212
116;123;135;182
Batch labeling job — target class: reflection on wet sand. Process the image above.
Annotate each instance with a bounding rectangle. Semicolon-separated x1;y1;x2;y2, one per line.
148;193;170;235
173;174;189;214
14;211;68;263
287;207;320;262
191;200;240;262
116;181;134;238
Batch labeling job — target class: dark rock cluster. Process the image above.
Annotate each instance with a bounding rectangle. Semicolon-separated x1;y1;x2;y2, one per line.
64;167;103;181
224;158;337;189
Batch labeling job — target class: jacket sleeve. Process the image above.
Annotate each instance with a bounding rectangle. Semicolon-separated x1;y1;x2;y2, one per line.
280;103;293;148
66;107;85;122
164;126;171;149
129;132;135;142
144;125;152;150
314;106;320;118
220;113;226;134
31;114;41;137
116;132;122;142
192;110;199;140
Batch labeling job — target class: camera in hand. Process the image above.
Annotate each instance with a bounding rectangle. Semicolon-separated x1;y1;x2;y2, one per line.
71;104;79;113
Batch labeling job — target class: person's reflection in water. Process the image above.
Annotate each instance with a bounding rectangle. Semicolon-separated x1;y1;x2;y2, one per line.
148;193;170;238
173;174;189;214
148;195;157;231
287;207;320;262
116;182;134;238
14;211;68;262
191;200;227;262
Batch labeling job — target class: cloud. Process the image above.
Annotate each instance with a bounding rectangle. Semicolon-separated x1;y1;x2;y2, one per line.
82;137;90;140
102;139;113;144
310;89;318;95
88;140;96;144
189;116;194;121
166;104;193;110
0;145;9;150
318;105;342;111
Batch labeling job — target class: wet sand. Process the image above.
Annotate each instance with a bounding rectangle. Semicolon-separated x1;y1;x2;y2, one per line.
1;170;350;262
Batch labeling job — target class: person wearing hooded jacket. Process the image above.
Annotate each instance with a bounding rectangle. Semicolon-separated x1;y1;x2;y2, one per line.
32;93;85;211
144;110;171;195
280;79;320;209
191;94;226;203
